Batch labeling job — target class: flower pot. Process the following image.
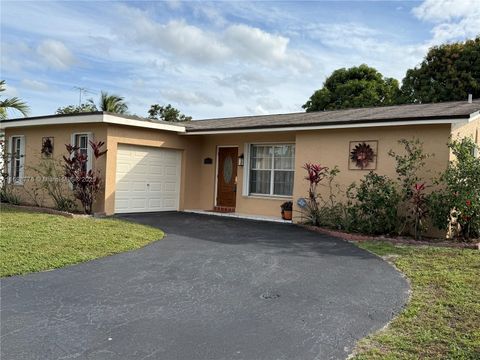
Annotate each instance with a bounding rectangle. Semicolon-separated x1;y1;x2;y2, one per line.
282;210;292;220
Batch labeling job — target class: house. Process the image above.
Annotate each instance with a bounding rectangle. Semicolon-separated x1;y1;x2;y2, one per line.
1;100;479;222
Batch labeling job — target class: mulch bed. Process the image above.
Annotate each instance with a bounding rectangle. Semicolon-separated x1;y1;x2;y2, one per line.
300;225;480;250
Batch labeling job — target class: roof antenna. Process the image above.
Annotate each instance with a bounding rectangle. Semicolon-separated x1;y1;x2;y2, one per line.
468;93;473;104
73;86;97;106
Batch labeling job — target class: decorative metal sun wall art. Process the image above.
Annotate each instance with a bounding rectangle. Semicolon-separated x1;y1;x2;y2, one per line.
349;140;378;170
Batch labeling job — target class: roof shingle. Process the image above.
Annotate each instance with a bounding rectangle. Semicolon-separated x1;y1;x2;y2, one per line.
186;99;480;132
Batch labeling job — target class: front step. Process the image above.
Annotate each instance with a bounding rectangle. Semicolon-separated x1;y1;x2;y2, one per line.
213;206;236;213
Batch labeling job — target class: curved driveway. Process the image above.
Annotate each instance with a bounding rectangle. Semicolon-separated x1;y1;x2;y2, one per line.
1;212;408;360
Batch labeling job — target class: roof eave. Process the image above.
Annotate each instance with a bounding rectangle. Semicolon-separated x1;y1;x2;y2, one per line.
183;116;469;135
0;113;187;132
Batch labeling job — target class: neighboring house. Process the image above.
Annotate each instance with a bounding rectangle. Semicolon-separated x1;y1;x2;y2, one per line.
1;100;479;221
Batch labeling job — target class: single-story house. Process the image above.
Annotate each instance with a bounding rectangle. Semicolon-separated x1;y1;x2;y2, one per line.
1;100;479;222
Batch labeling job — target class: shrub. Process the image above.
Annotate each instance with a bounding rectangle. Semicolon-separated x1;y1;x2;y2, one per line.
63;140;107;214
0;186;20;205
30;158;77;212
429;137;480;240
301;163;330;226
389;138;431;237
411;183;428;240
348;172;400;235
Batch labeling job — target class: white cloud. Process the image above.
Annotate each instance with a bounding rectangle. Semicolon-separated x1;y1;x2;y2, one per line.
160;89;223;107
412;0;480;42
115;4;310;71
37;39;75;70
257;96;282;111
2;83;19;97
117;6;230;63
21;79;49;91
246;104;270;115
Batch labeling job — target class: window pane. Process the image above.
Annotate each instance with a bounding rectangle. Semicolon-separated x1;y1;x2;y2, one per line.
273;171;294;196
274;145;294;170
250;145;272;169
251;156;272;169
249;170;271;194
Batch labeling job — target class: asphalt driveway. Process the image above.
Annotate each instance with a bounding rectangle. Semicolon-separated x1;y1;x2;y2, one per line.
1;212;409;360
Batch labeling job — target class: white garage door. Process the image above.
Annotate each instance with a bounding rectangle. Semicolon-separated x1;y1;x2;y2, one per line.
115;144;182;213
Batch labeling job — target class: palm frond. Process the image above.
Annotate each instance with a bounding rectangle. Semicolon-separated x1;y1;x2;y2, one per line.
0;97;30;119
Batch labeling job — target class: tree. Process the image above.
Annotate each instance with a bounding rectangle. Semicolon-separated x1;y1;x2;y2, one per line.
0;80;30;120
56;102;98;115
401;37;480;103
99;91;128;114
302;64;400;112
147;104;192;122
56;91;128;115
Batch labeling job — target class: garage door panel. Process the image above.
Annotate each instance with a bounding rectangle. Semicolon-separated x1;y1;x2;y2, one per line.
115;144;181;213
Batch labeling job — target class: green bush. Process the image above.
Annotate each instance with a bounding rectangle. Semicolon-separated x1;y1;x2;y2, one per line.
0;186;20;205
348;172;401;235
429;137;480;240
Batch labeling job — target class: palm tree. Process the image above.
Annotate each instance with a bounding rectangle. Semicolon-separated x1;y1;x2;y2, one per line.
0;80;30;120
98;91;128;114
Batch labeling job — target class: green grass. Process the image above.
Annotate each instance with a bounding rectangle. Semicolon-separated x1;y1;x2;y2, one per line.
352;241;480;360
0;206;164;277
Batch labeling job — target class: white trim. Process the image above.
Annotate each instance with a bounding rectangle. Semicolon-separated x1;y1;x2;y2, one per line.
242;143;250;196
214;145;239;207
245;143;295;197
8;135;25;185
71;132;93;172
0;113;187;133
469;111;480;121
182;118;468;135
103;114;186;132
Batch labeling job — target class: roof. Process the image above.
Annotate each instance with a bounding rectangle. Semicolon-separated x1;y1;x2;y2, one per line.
1;99;479;133
185;99;480;132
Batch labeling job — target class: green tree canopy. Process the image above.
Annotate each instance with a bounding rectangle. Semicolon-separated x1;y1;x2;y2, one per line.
99;91;128;114
0;80;30;120
148;104;192;122
56;91;128;115
400;37;480;103
56;102;98;115
302;64;400;112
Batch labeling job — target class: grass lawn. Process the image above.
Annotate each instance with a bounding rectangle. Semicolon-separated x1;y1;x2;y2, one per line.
352;241;480;360
0;206;164;277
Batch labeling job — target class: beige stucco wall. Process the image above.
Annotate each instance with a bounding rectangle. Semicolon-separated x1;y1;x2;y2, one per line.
193;132;296;218
293;124;452;222
450;117;480;156
104;125;202;215
4;121;457;224
4;123;108;212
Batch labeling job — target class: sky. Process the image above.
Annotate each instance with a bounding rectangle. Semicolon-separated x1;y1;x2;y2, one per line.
1;0;479;119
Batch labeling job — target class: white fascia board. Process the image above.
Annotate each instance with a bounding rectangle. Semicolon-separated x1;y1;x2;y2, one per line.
102;114;186;132
469;111;480;121
0;113;186;133
182;118;467;135
0;114;103;130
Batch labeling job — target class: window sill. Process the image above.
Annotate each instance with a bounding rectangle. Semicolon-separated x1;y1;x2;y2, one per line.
242;194;293;201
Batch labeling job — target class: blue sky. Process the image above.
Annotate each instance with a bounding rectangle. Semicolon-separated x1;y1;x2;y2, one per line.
1;0;479;119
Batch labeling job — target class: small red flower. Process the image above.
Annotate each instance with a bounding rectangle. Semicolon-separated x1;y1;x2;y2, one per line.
466;199;472;207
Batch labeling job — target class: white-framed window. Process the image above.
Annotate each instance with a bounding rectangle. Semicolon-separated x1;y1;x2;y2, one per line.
246;143;295;196
72;133;93;171
8;135;25;185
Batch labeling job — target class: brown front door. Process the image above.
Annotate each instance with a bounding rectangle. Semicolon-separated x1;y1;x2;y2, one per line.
217;147;238;207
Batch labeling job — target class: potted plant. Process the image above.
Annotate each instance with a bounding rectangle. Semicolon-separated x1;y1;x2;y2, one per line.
281;201;293;220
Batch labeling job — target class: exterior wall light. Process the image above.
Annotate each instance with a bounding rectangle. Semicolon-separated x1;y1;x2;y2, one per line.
238;153;244;166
